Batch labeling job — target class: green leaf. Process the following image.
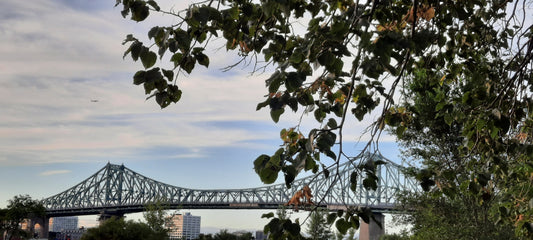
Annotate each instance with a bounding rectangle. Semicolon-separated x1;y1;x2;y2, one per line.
327;118;338;129
337;210;344;218
167;85;182;103
362;174;378;191
350;172;358;192
435;102;446;111
322;165;330;178
174;29;191;52
324;149;336;159
162;69;174;82
444;113;453;125
285;72;304;92
329;58;344;75
335;218;351;235
476;119;486;131
146;0;160;11
349;215;360;229
358;208;371;223
262;212;275;219
314;108;326;122
129;42;143;61
254;154;270;175
195;53;210;68
194;6;211;25
283;165;297;188
170;53;183;68
130;0;149;22
270;108;285;123
181;56;196;74
154;78;167;91
395;125;406;138
254;153;281;184
283;221;300;236
155;92;170;108
327;213;337;225
140;50;157;69
256;98;270;111
289;49;304;64
305;155;316;172
267;71;283;93
298;92;314;106
148;26;160;40
317;51;335;67
133;70;146;85
259;165;279;184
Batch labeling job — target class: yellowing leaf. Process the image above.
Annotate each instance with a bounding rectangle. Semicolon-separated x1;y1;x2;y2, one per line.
421;7;435;21
284;185;314;211
399;21;407;29
439;75;446;86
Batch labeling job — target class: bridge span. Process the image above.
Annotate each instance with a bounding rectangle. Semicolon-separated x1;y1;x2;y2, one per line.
42;153;419;217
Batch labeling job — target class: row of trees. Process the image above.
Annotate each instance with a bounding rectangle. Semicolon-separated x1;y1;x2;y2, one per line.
82;200;171;240
81;217;167;240
114;0;533;238
196;230;254;240
0;195;348;240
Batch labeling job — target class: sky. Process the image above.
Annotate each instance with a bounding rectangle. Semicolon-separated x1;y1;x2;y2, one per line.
0;0;405;234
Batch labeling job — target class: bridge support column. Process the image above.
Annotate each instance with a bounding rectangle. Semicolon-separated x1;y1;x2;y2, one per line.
29;216;49;239
359;213;384;240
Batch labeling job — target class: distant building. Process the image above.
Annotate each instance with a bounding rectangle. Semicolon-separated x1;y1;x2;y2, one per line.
51;217;79;232
166;212;201;240
255;230;267;240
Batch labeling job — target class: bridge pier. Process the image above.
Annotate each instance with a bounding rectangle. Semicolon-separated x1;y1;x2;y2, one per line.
29;216;49;239
359;213;384;240
98;210;125;224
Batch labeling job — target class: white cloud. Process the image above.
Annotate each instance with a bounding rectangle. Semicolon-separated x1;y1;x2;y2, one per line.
0;2;278;168
40;169;71;176
0;1;135;79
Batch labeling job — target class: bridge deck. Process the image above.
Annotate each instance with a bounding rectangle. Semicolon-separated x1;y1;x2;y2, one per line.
42;153;420;216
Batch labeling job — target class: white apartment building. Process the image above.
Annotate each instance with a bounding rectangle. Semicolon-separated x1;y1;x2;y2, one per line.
166;212;201;240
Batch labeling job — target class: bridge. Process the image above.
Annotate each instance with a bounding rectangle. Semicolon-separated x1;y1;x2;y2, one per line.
42;153;419;216
40;152;420;239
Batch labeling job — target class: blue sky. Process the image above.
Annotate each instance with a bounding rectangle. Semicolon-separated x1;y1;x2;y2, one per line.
0;0;404;233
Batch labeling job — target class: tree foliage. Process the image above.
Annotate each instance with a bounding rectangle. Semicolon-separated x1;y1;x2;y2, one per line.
0;195;46;240
115;0;533;237
81;217;166;240
388;4;533;235
262;210;305;239
208;229;254;240
396;192;517;240
143;199;171;236
306;208;333;240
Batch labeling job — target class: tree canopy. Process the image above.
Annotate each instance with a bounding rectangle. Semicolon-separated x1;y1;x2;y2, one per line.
0;195;46;240
115;0;533;237
81;217;167;240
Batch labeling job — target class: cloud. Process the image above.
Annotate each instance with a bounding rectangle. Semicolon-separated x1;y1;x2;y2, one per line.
0;0;393;172
40;170;71;176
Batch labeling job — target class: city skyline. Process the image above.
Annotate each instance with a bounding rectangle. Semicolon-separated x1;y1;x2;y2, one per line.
0;0;403;233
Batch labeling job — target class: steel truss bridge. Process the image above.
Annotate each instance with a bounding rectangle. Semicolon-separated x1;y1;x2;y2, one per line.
42;153;420;217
